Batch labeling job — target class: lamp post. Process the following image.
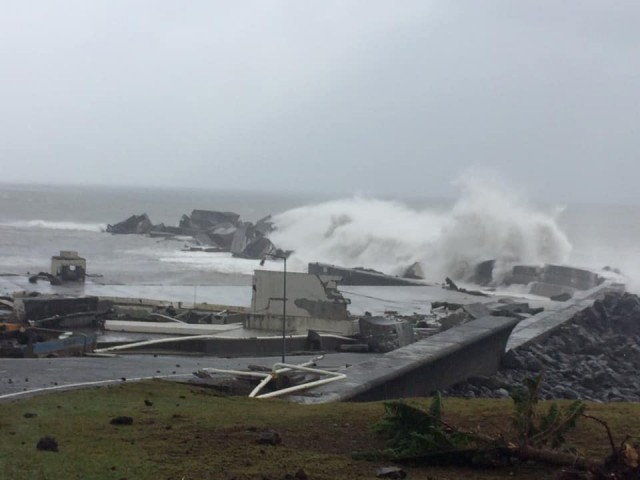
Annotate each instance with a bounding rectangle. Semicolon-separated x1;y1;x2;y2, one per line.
260;252;287;363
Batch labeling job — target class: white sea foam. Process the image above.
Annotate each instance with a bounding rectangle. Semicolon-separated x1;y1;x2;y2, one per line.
1;220;106;232
269;175;572;282
159;251;271;275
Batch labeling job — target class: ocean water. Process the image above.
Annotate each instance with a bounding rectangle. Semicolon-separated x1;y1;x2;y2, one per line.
0;182;638;292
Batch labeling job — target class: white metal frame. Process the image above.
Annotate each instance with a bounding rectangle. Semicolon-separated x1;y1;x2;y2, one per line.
195;355;346;399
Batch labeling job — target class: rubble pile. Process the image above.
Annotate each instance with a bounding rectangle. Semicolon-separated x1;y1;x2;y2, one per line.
447;292;640;402
107;210;281;260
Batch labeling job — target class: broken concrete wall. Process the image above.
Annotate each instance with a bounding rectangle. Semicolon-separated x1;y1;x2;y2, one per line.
50;251;86;283
189;210;241;230
251;271;349;320
529;282;575;299
247;270;356;334
542;265;602;291
505;264;602;297
308;263;422;286
359;316;414;353
14;296;99;322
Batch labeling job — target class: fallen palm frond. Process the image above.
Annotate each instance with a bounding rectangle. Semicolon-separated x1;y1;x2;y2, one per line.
358;375;640;478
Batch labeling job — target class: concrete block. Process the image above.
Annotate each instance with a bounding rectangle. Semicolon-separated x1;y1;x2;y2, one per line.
529;282;575;298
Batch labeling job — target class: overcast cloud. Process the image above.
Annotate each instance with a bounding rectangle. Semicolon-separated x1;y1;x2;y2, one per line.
0;1;638;203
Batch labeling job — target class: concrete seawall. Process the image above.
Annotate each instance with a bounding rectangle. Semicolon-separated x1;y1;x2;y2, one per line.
298;315;518;403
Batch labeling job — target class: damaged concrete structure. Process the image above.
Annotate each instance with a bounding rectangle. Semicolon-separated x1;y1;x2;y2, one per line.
506;264;604;299
359;316;414;353
108;209;279;260
50;251;86;283
107;214;154;234
247;270;358;335
308;263;423;286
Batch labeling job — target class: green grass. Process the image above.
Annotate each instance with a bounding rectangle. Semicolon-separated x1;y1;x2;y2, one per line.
1;380;639;479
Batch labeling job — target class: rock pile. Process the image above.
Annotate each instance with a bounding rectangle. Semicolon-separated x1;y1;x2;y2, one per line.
107;210;281;260
447;292;640;402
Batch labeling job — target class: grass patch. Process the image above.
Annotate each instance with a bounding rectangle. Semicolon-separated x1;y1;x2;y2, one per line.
1;380;639;479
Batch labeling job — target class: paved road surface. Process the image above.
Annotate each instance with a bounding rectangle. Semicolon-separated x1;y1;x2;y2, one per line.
0;353;376;401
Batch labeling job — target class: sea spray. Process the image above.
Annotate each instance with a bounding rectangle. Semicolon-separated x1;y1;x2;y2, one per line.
0;220;106;232
429;176;572;282
270;178;572;282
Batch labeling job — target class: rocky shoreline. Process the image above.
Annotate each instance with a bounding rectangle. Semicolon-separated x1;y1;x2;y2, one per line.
447;292;640;402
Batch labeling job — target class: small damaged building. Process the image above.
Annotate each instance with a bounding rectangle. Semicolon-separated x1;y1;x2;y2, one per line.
51;251;86;283
247;270;358;335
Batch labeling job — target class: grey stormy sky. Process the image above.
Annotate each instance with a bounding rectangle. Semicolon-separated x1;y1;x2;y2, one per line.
0;1;639;203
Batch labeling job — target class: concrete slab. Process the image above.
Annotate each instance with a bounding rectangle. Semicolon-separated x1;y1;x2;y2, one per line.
296;315;518;403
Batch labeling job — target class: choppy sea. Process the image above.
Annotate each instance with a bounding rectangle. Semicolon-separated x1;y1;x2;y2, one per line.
0;182;638;294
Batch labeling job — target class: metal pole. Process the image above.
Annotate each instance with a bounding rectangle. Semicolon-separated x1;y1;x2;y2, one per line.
282;257;286;363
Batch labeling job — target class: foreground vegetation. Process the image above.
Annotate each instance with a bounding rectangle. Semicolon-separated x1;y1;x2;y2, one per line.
1;380;639;479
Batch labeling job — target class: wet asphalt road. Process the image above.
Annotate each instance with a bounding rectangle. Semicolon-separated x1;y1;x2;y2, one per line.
0;353;376;401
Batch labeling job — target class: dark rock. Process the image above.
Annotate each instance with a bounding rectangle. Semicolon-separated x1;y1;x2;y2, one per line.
495;388;510;398
36;436;58;452
144;399;153;407
23;412;37;418
294;468;308;480
550;292;572;302
110;416;134;426
448;292;640;403
501;350;525;370
255;429;281;446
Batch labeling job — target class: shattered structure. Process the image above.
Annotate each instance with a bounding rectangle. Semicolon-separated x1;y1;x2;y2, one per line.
505;264;604;300
308;262;423;286
247;270;357;335
107;210;278;260
50;250;86;283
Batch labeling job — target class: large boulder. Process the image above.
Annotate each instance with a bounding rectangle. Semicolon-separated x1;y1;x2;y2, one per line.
107;214;153;235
